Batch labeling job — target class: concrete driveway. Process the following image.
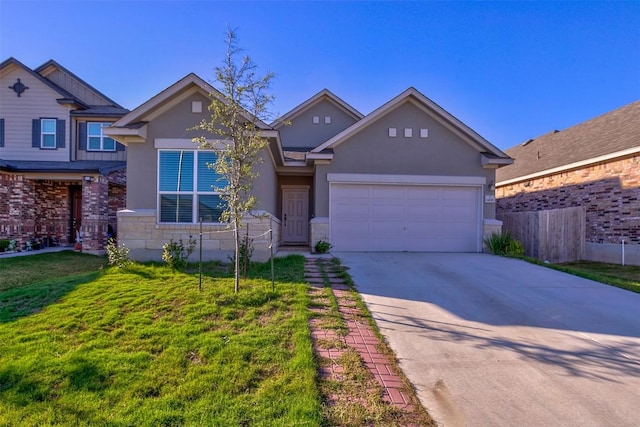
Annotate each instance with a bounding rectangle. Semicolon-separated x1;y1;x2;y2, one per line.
336;252;640;427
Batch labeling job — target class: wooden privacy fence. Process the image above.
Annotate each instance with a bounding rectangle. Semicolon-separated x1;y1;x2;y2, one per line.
498;207;586;263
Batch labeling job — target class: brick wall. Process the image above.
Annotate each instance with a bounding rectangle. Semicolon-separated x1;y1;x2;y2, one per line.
0;168;127;251
497;154;640;244
0;173;74;247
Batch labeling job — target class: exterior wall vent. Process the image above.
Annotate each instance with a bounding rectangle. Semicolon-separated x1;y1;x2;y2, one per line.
192;101;202;113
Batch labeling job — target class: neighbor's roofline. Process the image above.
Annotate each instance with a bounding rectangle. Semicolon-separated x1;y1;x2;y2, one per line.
35;59;124;108
0;57;87;107
496;146;640;186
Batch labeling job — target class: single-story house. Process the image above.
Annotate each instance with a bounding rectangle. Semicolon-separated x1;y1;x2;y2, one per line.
0;57;128;251
106;73;513;261
496;100;640;265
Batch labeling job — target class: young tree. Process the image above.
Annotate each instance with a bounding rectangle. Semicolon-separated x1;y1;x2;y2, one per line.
192;29;274;293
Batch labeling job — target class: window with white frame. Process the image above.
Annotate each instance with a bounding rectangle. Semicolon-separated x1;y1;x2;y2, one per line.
41;119;57;148
158;150;228;223
87;122;116;151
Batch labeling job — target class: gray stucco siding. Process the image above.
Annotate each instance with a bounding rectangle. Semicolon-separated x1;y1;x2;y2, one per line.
126;92;278;216
279;99;358;149
313;101;496;218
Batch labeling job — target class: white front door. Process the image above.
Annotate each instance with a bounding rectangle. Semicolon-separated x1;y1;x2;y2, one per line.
282;187;309;245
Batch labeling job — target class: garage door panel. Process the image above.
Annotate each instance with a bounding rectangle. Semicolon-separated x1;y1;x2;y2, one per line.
330;183;480;252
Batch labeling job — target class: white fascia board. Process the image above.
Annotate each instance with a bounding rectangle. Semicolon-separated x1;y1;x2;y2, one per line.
306;152;334;160
327;173;486;186
481;154;514;167
259;130;279;138
103;124;147;144
496;146;640;187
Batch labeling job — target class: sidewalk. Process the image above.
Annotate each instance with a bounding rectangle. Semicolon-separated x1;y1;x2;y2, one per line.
0;246;73;258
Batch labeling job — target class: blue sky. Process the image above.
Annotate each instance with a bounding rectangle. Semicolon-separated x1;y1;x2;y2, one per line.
1;1;638;150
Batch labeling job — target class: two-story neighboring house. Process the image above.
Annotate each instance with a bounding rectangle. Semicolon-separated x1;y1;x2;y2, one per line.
0;58;129;251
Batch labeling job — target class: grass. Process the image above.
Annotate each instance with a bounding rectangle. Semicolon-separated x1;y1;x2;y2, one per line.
0;250;106;291
554;260;640;293
0;253;322;426
519;256;640;294
313;258;436;427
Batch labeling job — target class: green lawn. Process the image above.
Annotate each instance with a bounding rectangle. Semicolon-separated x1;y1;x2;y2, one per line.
520;255;640;294
0;253;322;426
553;260;640;294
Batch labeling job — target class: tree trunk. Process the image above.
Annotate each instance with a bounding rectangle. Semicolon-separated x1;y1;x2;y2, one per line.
234;217;240;293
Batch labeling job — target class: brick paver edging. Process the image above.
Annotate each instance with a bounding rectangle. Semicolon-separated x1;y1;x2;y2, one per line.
304;258;417;412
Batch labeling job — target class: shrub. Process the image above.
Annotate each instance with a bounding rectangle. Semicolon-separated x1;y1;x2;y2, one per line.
0;239;9;252
106;238;132;269
228;233;254;278
314;240;333;254
162;236;196;270
484;231;524;257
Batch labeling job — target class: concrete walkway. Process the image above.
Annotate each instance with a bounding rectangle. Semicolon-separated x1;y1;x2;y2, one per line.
0;246;73;258
336;252;640;427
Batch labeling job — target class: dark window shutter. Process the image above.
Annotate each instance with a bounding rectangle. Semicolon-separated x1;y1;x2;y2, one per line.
78;122;87;151
116;141;125;151
56;119;65;148
0;118;4;147
32;119;41;147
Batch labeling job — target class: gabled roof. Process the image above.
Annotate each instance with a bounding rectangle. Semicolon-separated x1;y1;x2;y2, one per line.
0;57;86;108
310;87;511;163
110;73;271;130
35;59;124;108
496;100;640;184
271;89;363;128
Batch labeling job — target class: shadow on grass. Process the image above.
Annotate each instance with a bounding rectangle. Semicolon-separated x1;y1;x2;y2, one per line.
0;271;100;323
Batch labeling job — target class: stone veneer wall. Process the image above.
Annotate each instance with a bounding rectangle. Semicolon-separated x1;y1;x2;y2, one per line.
117;209;280;262
309;217;329;252
497;155;640;264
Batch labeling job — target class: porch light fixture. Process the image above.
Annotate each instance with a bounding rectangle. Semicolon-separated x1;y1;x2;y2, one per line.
488;180;495;191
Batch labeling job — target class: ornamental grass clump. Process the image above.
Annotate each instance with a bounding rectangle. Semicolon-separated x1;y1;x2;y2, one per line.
484;231;524;257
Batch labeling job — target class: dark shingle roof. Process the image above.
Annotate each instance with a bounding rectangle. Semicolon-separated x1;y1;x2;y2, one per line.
71;106;130;116
497;100;640;183
0;160;125;174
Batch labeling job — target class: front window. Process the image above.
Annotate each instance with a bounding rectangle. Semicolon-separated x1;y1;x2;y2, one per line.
87;122;115;151
41;119;56;148
158;150;227;223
